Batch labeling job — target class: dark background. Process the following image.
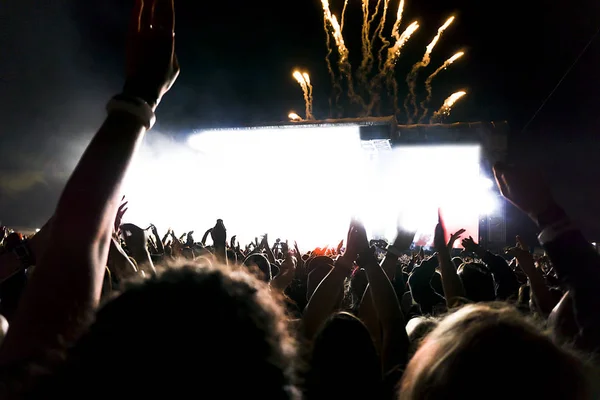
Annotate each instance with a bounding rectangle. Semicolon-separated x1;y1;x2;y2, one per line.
1;0;600;243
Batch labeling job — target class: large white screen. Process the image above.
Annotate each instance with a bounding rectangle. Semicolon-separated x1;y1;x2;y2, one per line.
122;128;491;250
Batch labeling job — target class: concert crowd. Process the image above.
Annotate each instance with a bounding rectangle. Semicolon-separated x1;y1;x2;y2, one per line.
0;1;598;398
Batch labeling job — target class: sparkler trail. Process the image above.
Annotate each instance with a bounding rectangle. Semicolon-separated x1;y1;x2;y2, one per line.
320;1;362;106
293;70;313;120
390;0;406;42
430;90;466;123
303;72;314;119
384;21;420;70
382;21;419;114
323;16;336;84
362;0;384;79
292;0;466;122
366;20;419;116
419;51;464;122
405;16;455;122
374;0;392;70
360;0;371;80
340;0;349;31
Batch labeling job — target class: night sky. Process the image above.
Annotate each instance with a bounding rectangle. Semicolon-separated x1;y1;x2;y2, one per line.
1;0;600;242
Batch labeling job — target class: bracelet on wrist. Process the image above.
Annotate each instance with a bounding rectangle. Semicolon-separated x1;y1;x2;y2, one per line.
106;94;156;130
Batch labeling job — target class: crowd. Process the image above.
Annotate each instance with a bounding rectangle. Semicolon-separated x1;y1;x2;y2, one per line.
0;0;598;398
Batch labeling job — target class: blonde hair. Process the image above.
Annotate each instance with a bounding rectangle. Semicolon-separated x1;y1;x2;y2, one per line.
400;303;592;399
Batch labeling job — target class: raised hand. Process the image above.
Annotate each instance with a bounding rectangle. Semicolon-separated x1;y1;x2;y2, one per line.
114;196;129;234
516;235;529;251
336;239;344;254
344;219;369;261
124;0;180;110
448;228;466;246
434;211;448;252
271;250;297;291
493;162;555;219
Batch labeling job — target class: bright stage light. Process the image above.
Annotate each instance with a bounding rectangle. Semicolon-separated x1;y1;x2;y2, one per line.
363;144;486;248
121;128;495;250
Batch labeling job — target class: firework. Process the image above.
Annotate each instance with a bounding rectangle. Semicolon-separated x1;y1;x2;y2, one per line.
419;51;464;122
405;16;455;122
430;90;466;123
293;70;313;120
303;72;314;119
300;0;465;123
374;0;391;70
288;112;303;121
390;0;406;41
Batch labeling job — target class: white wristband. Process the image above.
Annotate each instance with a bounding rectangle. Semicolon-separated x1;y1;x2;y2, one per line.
537;219;577;245
106;95;156;130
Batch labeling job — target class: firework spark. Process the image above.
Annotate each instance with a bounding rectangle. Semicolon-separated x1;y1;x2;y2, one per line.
298;0;465;123
288;112;303;121
405;16;455;122
360;0;372;80
303;72;314;119
430;90;466;123
320;0;361;106
419;51;464;122
374;0;392;70
359;0;384;83
384;21;420;70
380;21;420;114
390;0;406;41
293;70;313;120
340;0;349;31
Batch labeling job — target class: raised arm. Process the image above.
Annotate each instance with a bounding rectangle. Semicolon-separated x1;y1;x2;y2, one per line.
353;221;408;373
494;162;600;352
0;0;179;365
302;221;359;340
435;212;465;308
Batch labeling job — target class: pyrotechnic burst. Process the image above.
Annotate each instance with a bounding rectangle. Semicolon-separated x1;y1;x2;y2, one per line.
288;112;303;122
293;70;314;120
290;0;467;123
430;91;466;123
405;16;455;122
419;51;464;122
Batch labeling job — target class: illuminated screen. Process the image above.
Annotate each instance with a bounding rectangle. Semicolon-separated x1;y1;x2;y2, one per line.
122;126;494;250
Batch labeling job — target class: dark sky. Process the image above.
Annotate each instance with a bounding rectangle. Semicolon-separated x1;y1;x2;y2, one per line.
1;0;600;241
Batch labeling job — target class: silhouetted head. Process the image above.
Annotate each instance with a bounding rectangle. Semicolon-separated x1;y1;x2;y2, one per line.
244;253;272;281
46;264;299;399
458;262;495;302
306;312;381;400
451;257;463;269
400;304;592;399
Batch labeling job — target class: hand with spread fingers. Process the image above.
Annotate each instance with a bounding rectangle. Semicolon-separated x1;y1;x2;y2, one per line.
124;0;180;110
492;162;556;220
